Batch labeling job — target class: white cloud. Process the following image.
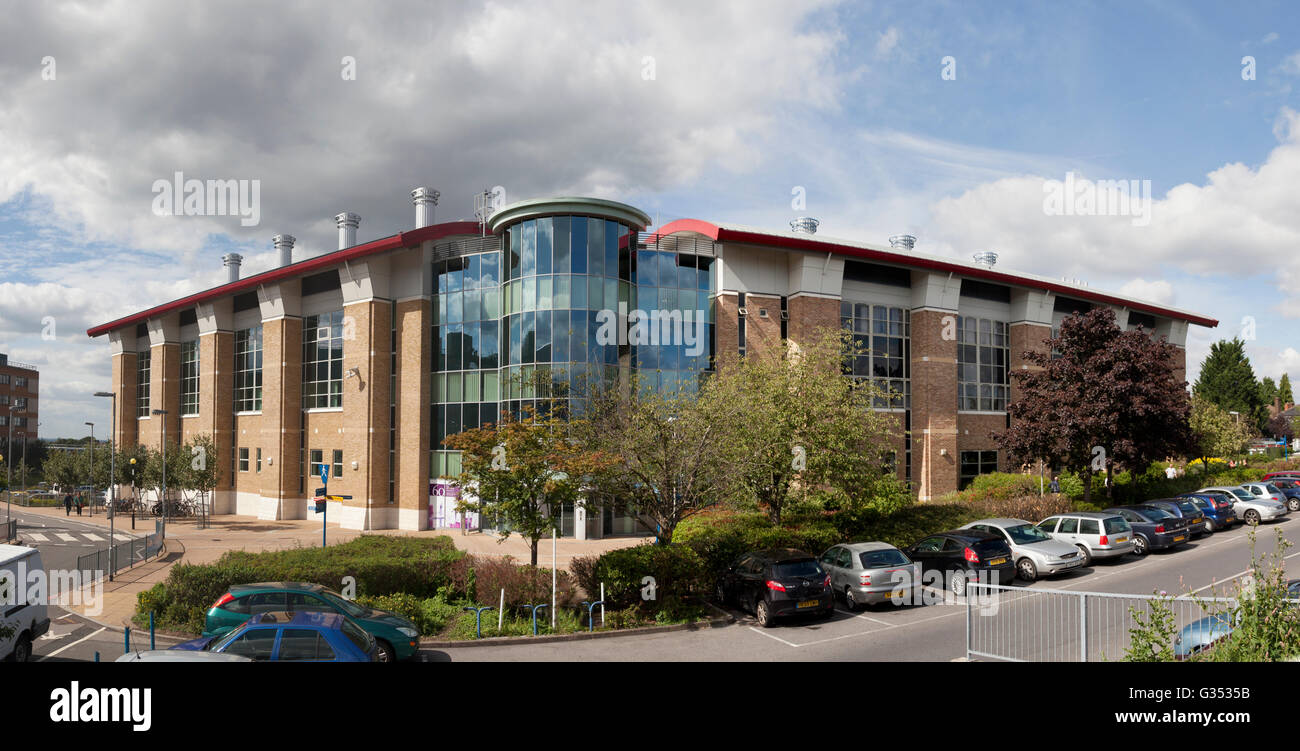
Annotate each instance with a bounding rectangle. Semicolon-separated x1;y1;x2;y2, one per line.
875;27;900;58
1118;279;1175;306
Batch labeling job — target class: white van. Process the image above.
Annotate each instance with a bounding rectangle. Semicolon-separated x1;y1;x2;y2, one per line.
1;544;50;662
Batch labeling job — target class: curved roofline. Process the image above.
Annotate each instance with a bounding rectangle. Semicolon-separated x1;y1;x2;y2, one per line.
654;219;1218;328
86;220;482;338
486;197;652;235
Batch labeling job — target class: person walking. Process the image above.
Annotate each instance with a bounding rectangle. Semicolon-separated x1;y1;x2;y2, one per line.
1048;476;1061;494
75;493;84;516
64;492;73;516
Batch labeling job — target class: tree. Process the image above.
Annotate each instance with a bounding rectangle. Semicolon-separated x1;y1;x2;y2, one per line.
1260;377;1278;411
1190;397;1253;472
444;405;617;566
994;308;1193;504
702;329;904;525
1280;373;1295;406
1194;338;1267;432
577;373;736;544
1267;413;1295;443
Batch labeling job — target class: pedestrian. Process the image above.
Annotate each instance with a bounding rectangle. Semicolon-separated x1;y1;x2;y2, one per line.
1048;476;1060;494
64;493;72;516
76;494;84;516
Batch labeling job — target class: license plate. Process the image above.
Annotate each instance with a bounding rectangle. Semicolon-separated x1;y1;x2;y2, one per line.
988;558;1007;567
1194;518;1203;524
1114;536;1128;543
1173;535;1185;542
882;591;898;599
797;600;819;609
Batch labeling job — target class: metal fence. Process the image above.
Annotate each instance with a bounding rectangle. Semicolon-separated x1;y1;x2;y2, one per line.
76;532;163;582
965;582;1240;662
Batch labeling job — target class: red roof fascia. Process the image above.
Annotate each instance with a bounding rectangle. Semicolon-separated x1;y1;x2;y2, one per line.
86;221;482;337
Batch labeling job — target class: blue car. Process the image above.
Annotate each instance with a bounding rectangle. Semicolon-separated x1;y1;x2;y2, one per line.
1265;478;1300;514
1179;492;1238;533
173;611;378;662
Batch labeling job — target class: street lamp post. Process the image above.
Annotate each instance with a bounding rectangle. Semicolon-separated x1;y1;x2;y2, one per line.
153;409;168;540
95;392;117;580
3;406;22;531
85;422;94;516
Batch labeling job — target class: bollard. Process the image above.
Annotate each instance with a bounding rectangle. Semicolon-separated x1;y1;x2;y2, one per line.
124;627;130;654
527;604;548;635
580;600;605;632
150;611;156;650
94;651;100;663
462;606;494;639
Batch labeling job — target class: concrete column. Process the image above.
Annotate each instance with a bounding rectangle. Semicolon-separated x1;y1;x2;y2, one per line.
395;297;431;530
259;315;303;520
910;309;959;500
108;330;139;451
339;299;392;530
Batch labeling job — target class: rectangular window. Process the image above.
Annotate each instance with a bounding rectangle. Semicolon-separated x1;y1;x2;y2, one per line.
238;447;249;472
13;397;26;409
333;449;343;478
957;316;1009;411
303;311;344;409
235;326;264;412
256;448;262;473
309;449;326;482
959;450;999;489
0;375;8;385
841;303;910;409
137;355;151;417
180;339;200;416
15;377;27;388
737;293;747;357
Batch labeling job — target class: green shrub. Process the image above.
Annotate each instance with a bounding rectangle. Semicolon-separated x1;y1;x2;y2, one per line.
589;543;708;609
354;592;461;636
454;556;579;608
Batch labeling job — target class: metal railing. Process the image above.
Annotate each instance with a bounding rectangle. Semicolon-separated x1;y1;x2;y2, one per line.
965;582;1240;662
76;532;163;581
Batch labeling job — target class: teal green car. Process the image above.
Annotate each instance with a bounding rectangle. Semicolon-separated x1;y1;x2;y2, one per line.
204;582;419;662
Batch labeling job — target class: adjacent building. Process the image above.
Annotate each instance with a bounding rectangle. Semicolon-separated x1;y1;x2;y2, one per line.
86;191;1217;536
0;353;39;471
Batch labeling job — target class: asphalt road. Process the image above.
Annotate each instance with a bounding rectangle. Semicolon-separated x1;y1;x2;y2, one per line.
423;517;1299;662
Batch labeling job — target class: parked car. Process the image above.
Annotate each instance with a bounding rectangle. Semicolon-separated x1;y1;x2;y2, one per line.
1197;486;1288;525
1;544;50;662
1264;478;1300;513
1144;498;1210;539
1035;512;1135;565
716;549;834;627
204;582;419;662
959;518;1087;581
1174;579;1300;659
1261;471;1300;481
1240;482;1293;512
818;542;923;610
117;650;253;662
902;530;1015;596
1178;492;1238;532
1105;505;1192;555
174;611;378;661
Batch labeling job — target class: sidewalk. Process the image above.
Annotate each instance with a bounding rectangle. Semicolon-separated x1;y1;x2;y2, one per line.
15;505;648;632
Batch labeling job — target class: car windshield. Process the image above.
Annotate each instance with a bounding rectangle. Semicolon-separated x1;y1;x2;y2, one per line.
1265;484;1283;494
1177;502;1200;515
1104;517;1131;533
1137;506;1173;520
1005;524;1052;544
1227;488;1254;501
320;590;367;618
773;560;822;579
860;549;910;568
209;627;248;652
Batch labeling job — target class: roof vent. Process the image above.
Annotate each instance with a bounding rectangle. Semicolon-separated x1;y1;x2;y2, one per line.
335;212;360;250
272;234;296;267
889;234;916;251
412;187;440;228
222;253;243;283
790;217;819;234
972;251;998;268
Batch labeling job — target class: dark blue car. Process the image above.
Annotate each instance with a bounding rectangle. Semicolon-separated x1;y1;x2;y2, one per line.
1265;478;1300;513
1145;498;1210;539
173;611;378;662
1179;492;1238;532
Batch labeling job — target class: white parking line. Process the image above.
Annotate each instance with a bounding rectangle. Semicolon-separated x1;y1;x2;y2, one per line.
39;627;106;661
1187;549;1300;595
27;533;48;542
747;627;801;648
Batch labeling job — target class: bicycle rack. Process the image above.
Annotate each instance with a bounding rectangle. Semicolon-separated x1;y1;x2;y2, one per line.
463;606;494;639
525;604;548;635
580;600;605;632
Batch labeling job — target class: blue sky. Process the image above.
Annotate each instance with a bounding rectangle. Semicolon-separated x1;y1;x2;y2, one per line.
3;0;1300;438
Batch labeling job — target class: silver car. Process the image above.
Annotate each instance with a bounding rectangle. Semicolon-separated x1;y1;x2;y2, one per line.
1198;486;1287;525
1240;482;1296;514
818;542;923;610
1035;512;1135;565
960;518;1088;581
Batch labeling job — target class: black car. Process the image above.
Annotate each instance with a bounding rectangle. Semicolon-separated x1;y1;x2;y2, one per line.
1145;498;1210;538
1105;505;1192;555
716;549;834;627
902;530;1016;596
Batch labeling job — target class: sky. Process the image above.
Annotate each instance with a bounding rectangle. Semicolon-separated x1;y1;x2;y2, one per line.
2;0;1300;439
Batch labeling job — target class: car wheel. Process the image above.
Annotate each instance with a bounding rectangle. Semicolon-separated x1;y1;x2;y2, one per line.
949;569;968;597
1289;498;1299;513
755;599;773;628
1204;520;1215;535
843;586;859;612
375;639;395;663
1132;535;1149;556
1075;545;1092;566
1016;557;1038;582
12;634;32;663
1245;509;1261;526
